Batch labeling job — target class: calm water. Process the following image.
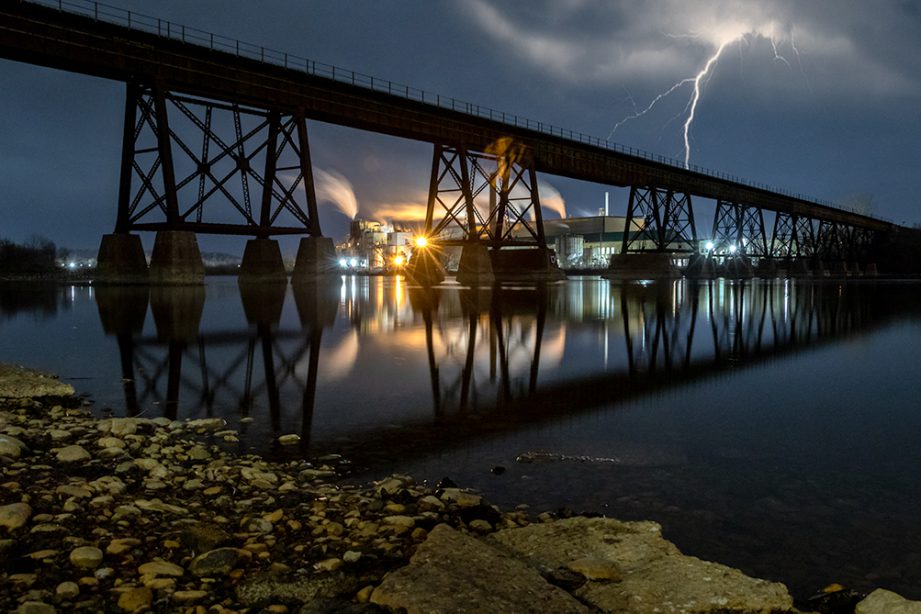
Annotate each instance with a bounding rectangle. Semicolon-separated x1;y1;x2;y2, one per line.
2;276;921;599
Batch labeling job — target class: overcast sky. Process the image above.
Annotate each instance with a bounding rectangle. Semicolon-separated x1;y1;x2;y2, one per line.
1;0;919;253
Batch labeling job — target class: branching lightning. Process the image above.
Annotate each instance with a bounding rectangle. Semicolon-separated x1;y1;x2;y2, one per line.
609;25;805;170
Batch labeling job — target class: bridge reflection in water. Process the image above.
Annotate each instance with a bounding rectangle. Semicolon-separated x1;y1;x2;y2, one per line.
92;276;891;460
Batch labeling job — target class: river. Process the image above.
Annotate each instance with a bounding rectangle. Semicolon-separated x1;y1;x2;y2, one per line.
2;275;920;599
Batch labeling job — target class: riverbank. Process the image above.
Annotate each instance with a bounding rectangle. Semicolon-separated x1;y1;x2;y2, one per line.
0;364;916;613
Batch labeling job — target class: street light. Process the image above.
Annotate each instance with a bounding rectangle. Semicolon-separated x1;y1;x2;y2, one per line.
414;236;429;249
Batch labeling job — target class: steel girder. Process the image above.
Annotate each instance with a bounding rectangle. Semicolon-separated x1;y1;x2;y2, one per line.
115;82;322;237
423;140;547;248
622;186;697;253
711;199;767;258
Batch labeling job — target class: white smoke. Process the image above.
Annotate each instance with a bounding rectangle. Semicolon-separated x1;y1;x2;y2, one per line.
315;168;359;220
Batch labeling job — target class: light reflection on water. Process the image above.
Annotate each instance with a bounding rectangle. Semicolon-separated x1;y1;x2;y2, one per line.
2;276;921;599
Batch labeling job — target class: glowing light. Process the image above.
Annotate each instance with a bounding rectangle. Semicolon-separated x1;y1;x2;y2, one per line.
67;262;76;270
393;255;405;267
414;236;429;248
705;241;714;251
339;258;348;268
729;244;738;254
349;258;358;267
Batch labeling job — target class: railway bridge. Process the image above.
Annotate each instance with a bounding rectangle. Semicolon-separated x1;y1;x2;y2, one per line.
0;0;904;283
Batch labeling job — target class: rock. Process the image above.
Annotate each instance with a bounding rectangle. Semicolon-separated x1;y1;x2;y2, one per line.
343;550;362;564
97;437;126;449
491;517;793;614
383;515;415;528
0;502;32;531
0;363;75;398
186;418;225;431
138;560;184;577
180;523;233;553
371;524;588;613
468;519;492;533
439;488;482;507
315;558;343;572
172;590;208;603
56;445;91;463
55;581;80;600
16;602;56;614
189;547;245;577
69;546;103;569
107;418;139;436
0;434;24;458
567;557;623;582
117;587;152;612
857;589;921;614
278;434;300;445
236;573;358;607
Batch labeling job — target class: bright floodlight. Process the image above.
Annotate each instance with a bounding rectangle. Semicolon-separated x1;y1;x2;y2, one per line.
339;258;348;268
729;244;738;254
393;255;405;267
705;241;714;251
414;236;429;248
349;258;358;267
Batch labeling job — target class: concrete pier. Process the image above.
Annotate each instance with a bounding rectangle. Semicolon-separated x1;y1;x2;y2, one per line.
756;258;777;279
603;253;681;280
721;257;754;279
239;238;287;283
491;247;566;283
684;255;716;280
405;247;446;286
95;233;148;284
149;285;205;342
148;230;205;285
789;259;812;278
292;236;338;281
455;244;495;287
239;279;287;326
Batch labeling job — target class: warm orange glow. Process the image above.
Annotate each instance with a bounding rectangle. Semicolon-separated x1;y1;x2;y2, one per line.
414;236;429;248
393;254;406;267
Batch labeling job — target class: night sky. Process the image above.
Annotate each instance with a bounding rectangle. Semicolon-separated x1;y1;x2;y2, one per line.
1;0;919;254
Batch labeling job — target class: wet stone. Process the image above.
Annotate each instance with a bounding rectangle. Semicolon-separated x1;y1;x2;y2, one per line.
190;547;245;577
0;502;32;531
56;445;90;463
117;587;152;612
69;546;103;569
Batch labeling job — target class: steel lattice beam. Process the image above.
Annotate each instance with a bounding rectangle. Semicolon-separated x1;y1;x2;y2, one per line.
622;186;697;253
115;83;322;237
424;140;548;248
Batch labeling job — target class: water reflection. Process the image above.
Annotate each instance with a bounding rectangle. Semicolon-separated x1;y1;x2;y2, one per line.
85;277;910;462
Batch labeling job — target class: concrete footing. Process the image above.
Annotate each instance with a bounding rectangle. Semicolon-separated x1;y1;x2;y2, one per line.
95;233;148;284
292;237;338;281
456;244;495;287
405;247;447;286
603;253;682;280
756;258;777;278
148;230;205;285
864;263;879;277
684;255;716;279
829;261;850;277
491;248;566;283
239;238;287;283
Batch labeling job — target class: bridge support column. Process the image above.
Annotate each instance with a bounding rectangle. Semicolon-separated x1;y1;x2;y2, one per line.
492;247;565;282
685;254;716;279
239;238;287;283
456;244;495;287
406;246;446;286
292;237;338;281
95;233;148;284
148;230;205;285
603;253;682;280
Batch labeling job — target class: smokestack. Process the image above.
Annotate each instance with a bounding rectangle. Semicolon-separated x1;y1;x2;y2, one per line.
604;192;609;217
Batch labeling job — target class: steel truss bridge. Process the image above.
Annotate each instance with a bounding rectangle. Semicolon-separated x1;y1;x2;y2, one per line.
0;0;896;263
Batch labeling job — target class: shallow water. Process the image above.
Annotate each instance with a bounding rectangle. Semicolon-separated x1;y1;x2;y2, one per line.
2;276;920;599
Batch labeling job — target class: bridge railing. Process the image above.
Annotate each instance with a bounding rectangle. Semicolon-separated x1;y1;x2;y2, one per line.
27;0;890;223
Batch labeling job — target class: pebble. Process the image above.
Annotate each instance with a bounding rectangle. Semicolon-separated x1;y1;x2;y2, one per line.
117;587;152;612
69;546;104;569
567;557;623;582
278;434;300;445
189;547;245;577
56;445;91;463
16;602;56;614
0;502;32;531
440;488;482;507
54;581;80;599
172;590;208;603
138;560;184;577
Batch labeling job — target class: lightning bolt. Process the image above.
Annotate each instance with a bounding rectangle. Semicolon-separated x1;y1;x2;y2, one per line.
609;27;807;171
682;39;732;169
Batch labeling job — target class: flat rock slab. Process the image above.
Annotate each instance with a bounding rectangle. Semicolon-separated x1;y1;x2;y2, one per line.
491;517;794;614
857;589;921;614
0;363;74;399
371;523;588;614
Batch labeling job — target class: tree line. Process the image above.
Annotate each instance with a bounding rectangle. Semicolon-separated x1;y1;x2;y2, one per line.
0;236;60;273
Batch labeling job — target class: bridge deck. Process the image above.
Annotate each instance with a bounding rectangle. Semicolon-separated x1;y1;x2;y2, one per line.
0;1;891;231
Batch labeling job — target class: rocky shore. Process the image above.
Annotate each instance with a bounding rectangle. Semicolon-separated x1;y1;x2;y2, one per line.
1;363;919;613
